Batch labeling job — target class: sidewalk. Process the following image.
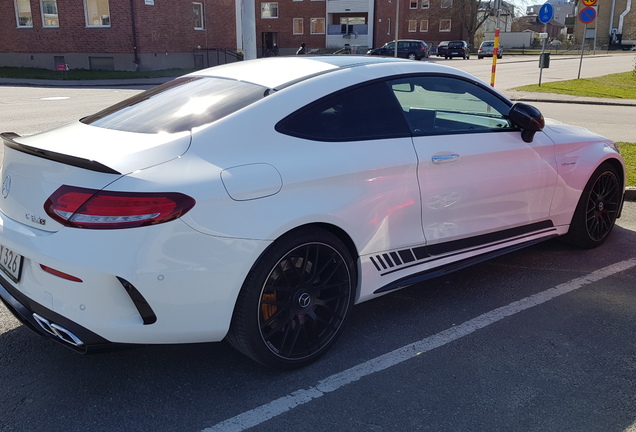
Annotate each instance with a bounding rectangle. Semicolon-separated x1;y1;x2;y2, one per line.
505;89;636;107
0;77;172;88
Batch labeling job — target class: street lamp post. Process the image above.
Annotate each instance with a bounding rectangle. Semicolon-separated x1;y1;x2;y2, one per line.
394;0;400;57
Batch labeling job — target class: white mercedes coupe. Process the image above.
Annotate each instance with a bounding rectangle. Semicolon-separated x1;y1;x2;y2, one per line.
0;56;625;369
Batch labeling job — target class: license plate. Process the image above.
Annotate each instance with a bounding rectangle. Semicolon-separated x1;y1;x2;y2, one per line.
451;51;460;55
0;244;23;283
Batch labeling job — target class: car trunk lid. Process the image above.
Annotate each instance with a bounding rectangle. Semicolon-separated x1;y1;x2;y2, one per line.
0;125;191;232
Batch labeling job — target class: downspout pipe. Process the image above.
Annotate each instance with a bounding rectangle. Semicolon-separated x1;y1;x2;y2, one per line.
609;0;616;40
618;0;632;35
130;0;140;69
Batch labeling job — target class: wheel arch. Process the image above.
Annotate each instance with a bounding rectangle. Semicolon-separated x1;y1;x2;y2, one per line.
241;222;361;297
599;157;626;218
602;157;626;190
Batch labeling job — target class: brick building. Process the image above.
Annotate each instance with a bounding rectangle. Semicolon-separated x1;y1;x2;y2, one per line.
2;0;463;71
1;0;237;71
573;0;635;48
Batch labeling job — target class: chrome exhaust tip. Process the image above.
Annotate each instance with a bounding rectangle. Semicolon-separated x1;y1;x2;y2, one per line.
32;313;84;347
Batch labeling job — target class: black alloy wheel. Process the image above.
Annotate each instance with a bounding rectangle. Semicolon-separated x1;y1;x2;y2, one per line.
227;227;355;369
563;163;622;248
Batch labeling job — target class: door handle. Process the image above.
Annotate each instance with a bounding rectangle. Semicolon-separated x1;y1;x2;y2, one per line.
432;153;460;164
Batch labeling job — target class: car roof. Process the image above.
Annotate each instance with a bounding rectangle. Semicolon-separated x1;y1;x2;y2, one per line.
187;56;413;89
182;56;496;99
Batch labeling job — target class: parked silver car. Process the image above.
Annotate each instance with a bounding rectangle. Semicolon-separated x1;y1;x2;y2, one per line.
478;40;503;59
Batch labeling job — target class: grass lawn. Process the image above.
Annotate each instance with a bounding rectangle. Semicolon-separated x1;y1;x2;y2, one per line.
514;71;636;99
619;142;636;187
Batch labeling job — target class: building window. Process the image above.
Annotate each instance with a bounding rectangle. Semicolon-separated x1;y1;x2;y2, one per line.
310;17;325;34
408;20;417;32
410;0;417;8
421;0;430;8
261;3;278;19
193;2;204;29
15;0;33;27
439;19;451;31
84;0;110;27
293;18;304;34
340;17;365;34
41;0;59;27
441;0;452;8
420;19;428;32
387;18;391;35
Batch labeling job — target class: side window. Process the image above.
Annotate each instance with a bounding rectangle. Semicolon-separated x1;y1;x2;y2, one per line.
276;82;410;141
388;76;513;136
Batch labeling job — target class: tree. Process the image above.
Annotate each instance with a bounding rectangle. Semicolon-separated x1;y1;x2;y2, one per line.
454;0;499;47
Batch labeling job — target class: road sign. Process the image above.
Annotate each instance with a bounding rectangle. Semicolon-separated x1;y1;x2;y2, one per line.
579;6;596;24
581;0;597;6
539;3;554;24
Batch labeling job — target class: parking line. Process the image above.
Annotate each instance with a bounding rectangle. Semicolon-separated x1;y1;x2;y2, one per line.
203;258;636;432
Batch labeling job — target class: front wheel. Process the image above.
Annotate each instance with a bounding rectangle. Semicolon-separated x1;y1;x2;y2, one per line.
562;163;622;249
226;227;356;369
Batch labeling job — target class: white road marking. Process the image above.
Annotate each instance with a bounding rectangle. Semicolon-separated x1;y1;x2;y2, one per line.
40;97;70;101
203;258;636;432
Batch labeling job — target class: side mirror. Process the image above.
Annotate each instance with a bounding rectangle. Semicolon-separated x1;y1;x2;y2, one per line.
508;103;545;143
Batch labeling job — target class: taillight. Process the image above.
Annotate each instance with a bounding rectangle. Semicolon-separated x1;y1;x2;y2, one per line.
44;185;195;229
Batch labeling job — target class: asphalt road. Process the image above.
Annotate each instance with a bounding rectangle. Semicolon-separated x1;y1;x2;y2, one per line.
1;54;636;432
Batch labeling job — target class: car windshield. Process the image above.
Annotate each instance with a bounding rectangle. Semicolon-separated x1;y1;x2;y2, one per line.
81;76;267;134
448;42;464;48
482;42;494;47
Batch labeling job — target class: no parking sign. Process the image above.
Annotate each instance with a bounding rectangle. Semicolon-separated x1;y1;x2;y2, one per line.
579;6;597;23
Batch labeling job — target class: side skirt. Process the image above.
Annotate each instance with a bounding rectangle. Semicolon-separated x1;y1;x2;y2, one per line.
373;234;558;294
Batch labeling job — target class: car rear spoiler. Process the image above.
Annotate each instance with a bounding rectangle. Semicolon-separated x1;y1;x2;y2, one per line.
1;132;121;175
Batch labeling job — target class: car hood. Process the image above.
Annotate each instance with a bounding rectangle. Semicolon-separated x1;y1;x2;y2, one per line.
543;118;611;143
7;121;191;175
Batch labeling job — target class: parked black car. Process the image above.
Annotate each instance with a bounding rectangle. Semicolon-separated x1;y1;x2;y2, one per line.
436;41;450;57
367;40;430;60
445;40;470;59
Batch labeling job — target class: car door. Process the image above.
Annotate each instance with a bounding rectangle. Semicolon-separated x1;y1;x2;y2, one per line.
387;75;558;255
275;80;426;300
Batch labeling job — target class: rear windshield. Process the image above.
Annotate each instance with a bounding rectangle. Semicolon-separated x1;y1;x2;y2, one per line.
482;42;494;47
81;76;267;134
448;42;464;48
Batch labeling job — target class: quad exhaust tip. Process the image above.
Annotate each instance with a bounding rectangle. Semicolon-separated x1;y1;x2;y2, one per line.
32;313;84;347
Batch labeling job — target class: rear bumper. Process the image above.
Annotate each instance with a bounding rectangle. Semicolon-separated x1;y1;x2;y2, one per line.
0;273;123;353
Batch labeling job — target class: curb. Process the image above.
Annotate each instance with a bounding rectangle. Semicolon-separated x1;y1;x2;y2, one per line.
626;187;636;201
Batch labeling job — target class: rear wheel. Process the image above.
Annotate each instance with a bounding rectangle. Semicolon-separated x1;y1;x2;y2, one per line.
407;53;417;60
562;163;622;249
227;227;356;369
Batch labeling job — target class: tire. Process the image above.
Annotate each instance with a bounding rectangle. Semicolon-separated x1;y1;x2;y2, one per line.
226;227;356;369
498;54;503;59
562;163;622;249
478;56;483;59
